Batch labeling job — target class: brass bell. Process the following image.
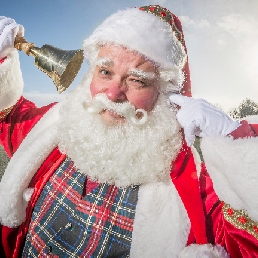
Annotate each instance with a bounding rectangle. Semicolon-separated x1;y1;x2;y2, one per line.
14;36;84;93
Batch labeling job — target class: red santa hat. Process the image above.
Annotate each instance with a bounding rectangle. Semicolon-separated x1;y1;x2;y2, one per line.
83;5;192;96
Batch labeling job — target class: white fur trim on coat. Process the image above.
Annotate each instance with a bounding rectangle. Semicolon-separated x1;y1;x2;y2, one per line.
0;50;23;110
201;136;258;222
83;8;187;69
179;244;229;258
131;181;190;258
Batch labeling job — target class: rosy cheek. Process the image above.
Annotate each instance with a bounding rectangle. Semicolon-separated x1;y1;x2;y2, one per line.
129;91;159;111
90;80;100;97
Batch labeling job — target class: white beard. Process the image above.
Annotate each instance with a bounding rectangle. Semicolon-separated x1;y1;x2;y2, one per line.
58;74;183;187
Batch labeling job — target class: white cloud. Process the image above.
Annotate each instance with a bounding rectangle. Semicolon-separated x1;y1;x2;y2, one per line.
217;14;258;41
23;92;66;107
198;19;210;29
146;0;168;5
217;38;226;46
215;13;258;89
142;0;169;6
179;16;195;27
216;13;258;53
179;15;210;29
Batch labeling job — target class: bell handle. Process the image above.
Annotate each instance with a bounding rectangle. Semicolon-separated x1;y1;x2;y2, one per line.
14;36;35;56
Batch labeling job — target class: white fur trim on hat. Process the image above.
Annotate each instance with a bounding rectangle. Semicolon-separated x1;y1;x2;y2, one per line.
83;8;187;70
0;50;23;110
179;244;229;258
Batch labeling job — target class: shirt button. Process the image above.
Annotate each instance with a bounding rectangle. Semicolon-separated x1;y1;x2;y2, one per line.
44;246;52;254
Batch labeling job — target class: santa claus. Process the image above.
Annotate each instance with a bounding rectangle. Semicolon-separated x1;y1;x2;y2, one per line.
1;5;258;258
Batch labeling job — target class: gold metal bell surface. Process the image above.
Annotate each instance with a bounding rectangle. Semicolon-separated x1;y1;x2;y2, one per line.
14;36;84;93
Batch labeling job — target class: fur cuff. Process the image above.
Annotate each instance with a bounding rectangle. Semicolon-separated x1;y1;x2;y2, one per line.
0;50;23;110
179;244;229;258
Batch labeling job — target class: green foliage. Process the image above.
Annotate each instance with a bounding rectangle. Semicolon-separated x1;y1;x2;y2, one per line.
229;98;258;119
193;136;204;162
0;146;9;181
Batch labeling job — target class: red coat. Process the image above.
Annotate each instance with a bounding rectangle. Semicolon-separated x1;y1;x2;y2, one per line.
1;97;258;258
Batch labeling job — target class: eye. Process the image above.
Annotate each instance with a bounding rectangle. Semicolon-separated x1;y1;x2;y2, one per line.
100;69;110;75
132;78;144;84
127;77;147;88
98;67;111;76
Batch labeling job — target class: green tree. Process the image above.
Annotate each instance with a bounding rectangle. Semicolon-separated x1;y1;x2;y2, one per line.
229;98;258;119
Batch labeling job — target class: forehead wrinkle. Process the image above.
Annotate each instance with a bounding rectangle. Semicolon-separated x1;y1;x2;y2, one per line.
128;68;156;80
95;57;114;67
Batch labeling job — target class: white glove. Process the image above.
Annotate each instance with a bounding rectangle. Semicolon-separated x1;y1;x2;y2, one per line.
169;94;240;146
0;16;24;59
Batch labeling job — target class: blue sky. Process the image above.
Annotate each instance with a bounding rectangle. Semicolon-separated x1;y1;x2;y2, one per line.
2;0;258;111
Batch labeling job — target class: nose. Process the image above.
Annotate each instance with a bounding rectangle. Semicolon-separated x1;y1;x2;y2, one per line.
105;81;127;102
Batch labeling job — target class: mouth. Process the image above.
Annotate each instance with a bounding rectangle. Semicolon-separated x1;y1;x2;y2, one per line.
100;109;126;122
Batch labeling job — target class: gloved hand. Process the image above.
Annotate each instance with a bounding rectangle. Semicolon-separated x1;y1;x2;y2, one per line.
169;94;240;146
0;16;24;59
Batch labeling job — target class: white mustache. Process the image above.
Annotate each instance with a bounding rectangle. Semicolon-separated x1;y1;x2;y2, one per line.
83;93;148;125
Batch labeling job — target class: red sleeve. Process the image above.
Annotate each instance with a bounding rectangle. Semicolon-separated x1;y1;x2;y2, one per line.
249;123;258;135
0;96;56;157
171;141;207;244
229;120;257;139
199;163;220;244
200;166;258;257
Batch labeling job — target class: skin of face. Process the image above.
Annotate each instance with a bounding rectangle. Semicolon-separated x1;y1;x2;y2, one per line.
90;45;160;124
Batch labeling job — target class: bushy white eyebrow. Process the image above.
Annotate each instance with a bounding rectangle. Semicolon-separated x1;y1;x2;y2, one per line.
95;57;114;67
128;68;156;80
